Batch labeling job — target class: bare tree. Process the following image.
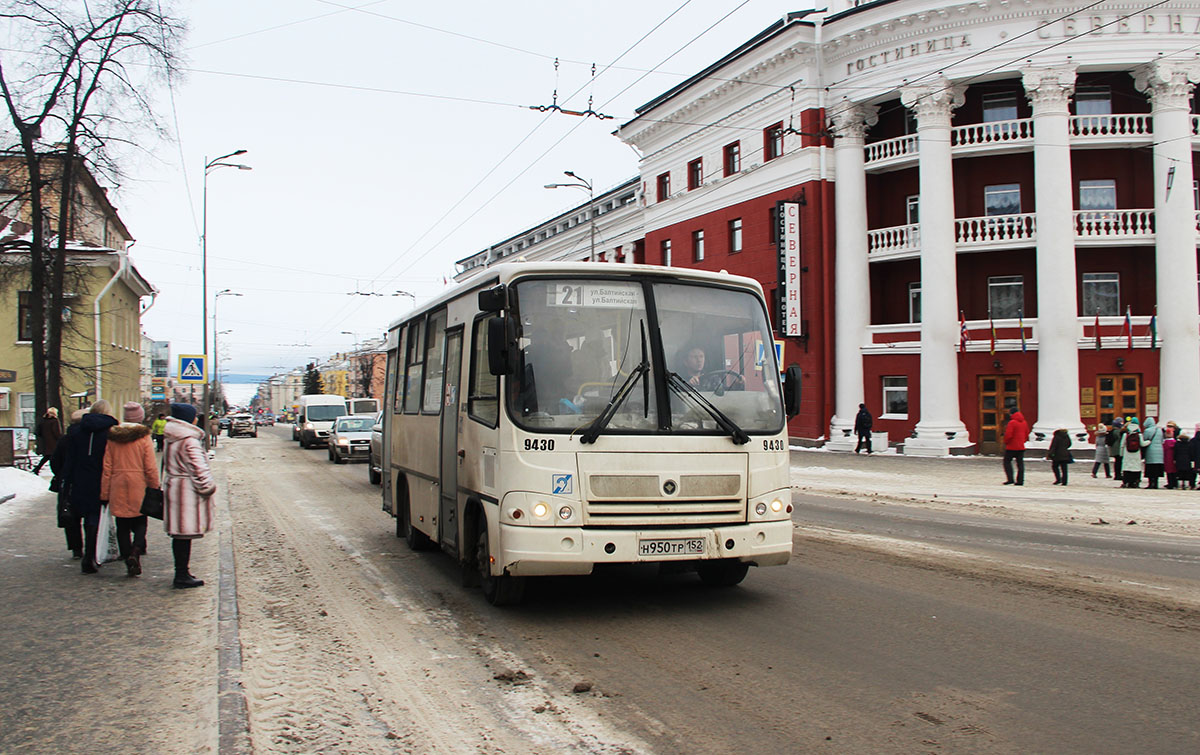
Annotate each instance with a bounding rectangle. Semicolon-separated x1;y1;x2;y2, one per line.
0;0;184;418
354;353;374;399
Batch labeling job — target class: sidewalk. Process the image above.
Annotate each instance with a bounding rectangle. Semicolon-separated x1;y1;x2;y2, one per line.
0;465;220;754
791;447;1200;537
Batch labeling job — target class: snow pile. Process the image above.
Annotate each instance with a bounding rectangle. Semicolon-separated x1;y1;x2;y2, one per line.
0;467;55;528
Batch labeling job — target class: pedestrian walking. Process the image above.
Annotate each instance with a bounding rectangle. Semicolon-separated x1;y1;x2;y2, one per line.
1119;417;1145;488
206;413;219;449
163;403;216;589
1142;417;1164;489
1163;423;1179;489
61;400;118;573
1002;409;1030;485
31;407;62;475
854;403;873;454
1175;429;1195;490
151;413;167;452
100;402;159;577
1047;428;1072;485
1092;424;1112;478
48;410;85;559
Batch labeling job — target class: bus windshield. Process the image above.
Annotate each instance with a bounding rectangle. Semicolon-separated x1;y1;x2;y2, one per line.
508;278;783;436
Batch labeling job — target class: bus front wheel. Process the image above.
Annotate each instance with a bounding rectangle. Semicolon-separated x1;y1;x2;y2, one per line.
476;522;525;606
696;560;749;587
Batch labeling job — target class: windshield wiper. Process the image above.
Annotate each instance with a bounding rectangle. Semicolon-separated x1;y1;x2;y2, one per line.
580;323;649;445
666;372;750;445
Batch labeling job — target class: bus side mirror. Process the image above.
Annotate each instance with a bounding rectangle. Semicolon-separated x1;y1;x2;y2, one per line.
783;365;802;417
487;316;515;376
478;284;507;313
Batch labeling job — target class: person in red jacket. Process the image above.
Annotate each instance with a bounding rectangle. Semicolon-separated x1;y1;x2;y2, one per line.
1003;409;1030;485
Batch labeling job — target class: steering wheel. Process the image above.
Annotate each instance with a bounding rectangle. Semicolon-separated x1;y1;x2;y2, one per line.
698;370;745;393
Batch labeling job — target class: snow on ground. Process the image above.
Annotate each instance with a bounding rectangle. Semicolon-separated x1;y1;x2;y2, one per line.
0;467;55;528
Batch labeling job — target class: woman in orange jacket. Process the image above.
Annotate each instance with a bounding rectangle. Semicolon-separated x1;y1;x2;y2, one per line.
100;402;160;576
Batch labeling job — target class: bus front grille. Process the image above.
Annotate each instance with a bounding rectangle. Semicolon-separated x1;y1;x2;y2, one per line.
583;499;746;527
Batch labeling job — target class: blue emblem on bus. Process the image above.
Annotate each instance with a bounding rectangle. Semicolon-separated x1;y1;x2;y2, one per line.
552;474;573;495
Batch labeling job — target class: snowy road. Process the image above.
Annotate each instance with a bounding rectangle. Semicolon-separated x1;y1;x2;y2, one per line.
218;428;1200;754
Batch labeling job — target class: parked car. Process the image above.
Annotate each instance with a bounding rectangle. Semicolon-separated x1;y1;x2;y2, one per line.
228;413;257;438
367;411;383;485
328;414;374;464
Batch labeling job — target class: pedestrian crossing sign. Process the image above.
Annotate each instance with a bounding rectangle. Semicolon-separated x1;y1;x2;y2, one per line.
178;354;207;383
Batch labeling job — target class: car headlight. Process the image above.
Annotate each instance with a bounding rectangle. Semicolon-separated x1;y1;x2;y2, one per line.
337;439;349;446
304;422;314;430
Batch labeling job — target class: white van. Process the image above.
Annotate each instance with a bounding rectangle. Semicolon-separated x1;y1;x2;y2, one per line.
347;397;379;415
295;394;348;448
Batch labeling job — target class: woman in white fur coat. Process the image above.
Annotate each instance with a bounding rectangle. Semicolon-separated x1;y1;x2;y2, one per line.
162;403;215;588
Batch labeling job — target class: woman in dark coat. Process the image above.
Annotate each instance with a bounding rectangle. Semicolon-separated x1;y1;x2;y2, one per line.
31;407;62;475
1047;428;1072;486
61;400;118;573
49;410;84;558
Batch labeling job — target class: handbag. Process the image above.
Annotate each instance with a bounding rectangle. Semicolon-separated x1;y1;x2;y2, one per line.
141;487;164;519
49;476;62;493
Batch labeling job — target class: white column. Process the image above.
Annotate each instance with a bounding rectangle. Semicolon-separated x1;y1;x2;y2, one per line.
1136;61;1200;430
1023;64;1089;448
827;102;878;450
901;78;971;455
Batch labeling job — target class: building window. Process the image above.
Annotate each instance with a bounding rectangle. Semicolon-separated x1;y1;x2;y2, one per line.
764;122;784;161
1074;86;1112;116
723;141;741;176
661;238;672;267
687;158;703;190
1079;179;1116;211
882;377;908;419
906;195;920;225
17;290;33;342
769;205;779;244
988;275;1024;319
19;392;36;429
904;110;918;135
1082;272;1120;316
728;218;742;254
982;93;1018;122
692;229;705;262
908;282;921;323
984;184;1021;216
656;172;670;202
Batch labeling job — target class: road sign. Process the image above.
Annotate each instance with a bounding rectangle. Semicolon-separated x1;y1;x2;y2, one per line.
178;354;207;383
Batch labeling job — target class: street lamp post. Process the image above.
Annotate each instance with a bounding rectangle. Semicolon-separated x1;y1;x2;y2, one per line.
202;150;251;444
213;289;242;412
545;171;595;260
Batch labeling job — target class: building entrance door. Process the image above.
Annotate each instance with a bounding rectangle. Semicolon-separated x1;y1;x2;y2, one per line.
1095;374;1140;427
979;375;1021;455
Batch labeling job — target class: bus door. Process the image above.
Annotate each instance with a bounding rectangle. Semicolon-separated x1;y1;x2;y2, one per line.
439;328;464;551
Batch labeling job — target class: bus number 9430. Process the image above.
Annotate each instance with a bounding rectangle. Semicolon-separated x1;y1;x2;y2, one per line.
524;438;555;451
763;439;786;451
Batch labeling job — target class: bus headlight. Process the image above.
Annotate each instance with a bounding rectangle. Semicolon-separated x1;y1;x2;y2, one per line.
750;490;791;520
502;493;579;526
531;502;550;519
558;506;573;520
755;502;767;516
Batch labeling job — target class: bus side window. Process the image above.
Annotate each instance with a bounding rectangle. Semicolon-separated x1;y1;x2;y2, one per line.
404;317;424;414
422;310;447;415
469;314;499;427
391;326;406;414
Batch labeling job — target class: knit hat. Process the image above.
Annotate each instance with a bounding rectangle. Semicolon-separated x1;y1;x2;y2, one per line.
123;401;145;423
170;403;197;424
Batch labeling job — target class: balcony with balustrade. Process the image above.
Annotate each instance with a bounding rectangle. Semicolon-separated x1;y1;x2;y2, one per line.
863;113;1160;171
867;209;1165;259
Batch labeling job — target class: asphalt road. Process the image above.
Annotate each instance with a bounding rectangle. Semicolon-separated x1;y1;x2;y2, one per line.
227;426;1200;754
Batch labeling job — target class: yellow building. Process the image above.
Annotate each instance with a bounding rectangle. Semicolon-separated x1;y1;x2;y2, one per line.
0;154;154;429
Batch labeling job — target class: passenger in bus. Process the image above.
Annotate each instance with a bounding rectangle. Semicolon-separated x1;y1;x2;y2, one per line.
519;319;574;415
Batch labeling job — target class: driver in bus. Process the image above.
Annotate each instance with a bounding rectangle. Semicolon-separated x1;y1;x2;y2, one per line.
520;319;574;415
680;346;707;388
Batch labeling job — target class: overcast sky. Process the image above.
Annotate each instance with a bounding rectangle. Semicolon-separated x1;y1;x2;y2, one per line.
114;0;803;379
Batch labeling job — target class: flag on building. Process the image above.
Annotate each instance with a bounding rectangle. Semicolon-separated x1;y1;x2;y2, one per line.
1124;306;1133;350
1149;309;1157;349
989;312;996;355
1094;310;1102;350
1018;310;1026;352
959;311;968;354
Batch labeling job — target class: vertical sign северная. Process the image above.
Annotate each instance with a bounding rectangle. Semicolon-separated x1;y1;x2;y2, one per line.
776;201;801;336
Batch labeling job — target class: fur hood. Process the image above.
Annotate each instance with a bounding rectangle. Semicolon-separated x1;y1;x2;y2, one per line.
107;423;151;443
164;417;204;442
